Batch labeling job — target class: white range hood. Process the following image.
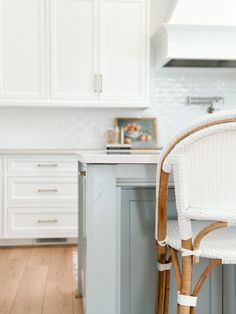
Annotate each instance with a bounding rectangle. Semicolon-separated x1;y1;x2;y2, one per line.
152;0;236;67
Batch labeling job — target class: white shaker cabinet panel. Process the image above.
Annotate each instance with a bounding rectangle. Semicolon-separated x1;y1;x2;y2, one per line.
7;155;77;175
98;0;149;102
7;177;78;206
0;178;3;237
0;0;149;107
50;0;98;100
8;209;77;238
0;157;3;174
0;0;46;98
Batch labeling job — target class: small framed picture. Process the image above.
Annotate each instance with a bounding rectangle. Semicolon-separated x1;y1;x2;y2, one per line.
115;117;157;149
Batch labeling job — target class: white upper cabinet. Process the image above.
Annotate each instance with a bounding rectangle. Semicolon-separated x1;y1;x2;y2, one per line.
0;0;149;107
50;0;98;100
0;0;46;99
99;0;148;103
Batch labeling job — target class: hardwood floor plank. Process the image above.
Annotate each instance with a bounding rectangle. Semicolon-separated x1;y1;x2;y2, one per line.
27;247;52;266
73;296;84;314
42;280;74;314
0;248;13;268
0;254;28;314
48;247;73;281
0;246;77;314
11;265;48;314
0;258;26;282
71;247;84;314
9;248;32;260
0;280;19;314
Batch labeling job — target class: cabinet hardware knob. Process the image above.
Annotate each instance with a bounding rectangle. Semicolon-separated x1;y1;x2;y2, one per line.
37;219;58;223
37;164;58;167
37;189;58;193
79;170;86;176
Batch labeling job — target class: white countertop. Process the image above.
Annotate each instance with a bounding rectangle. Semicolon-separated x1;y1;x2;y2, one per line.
0;148;79;154
0;148;161;164
76;150;161;164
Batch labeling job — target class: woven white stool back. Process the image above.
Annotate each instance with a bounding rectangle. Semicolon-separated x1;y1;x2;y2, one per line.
156;110;236;240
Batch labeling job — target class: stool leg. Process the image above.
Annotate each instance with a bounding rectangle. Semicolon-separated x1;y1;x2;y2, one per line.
156;269;165;314
156;252;166;314
190;308;196;314
163;269;171;314
178;239;193;314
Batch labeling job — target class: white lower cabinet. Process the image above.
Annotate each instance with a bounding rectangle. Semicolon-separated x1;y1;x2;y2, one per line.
8;209;77;238
0;178;3;237
7;155;78;173
0;154;78;241
7;177;77;206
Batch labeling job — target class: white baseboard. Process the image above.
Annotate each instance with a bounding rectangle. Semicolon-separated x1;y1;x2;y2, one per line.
0;237;77;246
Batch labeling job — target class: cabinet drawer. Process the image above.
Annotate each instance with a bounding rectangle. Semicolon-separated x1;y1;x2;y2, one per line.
8;210;77;237
0;178;3;236
8;177;78;205
7;156;77;174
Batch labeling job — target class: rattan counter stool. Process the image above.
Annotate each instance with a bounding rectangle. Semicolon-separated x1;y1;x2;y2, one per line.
156;110;236;314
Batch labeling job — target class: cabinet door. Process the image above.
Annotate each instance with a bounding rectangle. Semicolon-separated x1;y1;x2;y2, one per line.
7;208;77;238
0;178;3;237
120;188;223;314
0;0;46;99
99;0;149;102
50;0;98;100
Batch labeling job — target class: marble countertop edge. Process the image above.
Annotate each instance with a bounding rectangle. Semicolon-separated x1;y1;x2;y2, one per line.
76;150;161;164
0;148;161;164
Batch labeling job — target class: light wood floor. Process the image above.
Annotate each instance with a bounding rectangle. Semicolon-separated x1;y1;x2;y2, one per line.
0;246;83;314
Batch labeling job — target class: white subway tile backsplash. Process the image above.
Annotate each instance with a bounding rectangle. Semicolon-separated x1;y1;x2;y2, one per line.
148;67;236;146
0;67;236;150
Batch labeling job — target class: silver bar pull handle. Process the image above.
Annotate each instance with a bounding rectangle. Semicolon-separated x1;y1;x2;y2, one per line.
38;219;58;223
99;74;103;93
38;164;58;168
94;74;98;93
37;188;58;193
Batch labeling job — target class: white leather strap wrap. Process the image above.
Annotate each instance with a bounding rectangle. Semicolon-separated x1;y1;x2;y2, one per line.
177;292;198;307
227;220;236;227
181;248;201;257
162;159;172;173
222;259;236;264
157;262;172;272
158;238;167;247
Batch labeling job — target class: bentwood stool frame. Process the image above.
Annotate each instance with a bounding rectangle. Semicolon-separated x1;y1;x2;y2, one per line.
155;111;236;314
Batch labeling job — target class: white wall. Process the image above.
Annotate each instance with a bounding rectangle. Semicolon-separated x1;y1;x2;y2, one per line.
0;1;235;150
168;0;236;26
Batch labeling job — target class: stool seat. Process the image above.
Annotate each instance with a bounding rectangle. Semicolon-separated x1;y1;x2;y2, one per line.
167;220;236;263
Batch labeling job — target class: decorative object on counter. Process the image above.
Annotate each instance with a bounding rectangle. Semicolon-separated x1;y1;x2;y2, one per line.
105;127;120;144
187;96;224;114
119;127;124;145
115;117;157;149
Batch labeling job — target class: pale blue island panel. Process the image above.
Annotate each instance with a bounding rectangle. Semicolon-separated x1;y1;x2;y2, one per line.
78;158;226;314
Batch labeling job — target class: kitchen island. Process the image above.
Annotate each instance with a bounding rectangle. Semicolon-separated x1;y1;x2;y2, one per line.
77;151;223;314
